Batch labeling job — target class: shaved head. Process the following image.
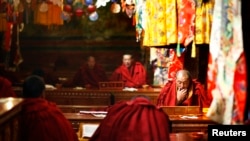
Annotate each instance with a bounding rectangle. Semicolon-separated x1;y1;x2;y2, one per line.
176;69;192;90
87;56;96;69
122;54;133;68
176;69;191;80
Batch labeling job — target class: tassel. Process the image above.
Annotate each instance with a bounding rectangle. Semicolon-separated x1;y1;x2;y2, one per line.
191;41;196;58
176;43;181;57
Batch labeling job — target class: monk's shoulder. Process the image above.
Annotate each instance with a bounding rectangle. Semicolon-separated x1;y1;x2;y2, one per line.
134;61;143;65
192;79;203;87
161;80;174;91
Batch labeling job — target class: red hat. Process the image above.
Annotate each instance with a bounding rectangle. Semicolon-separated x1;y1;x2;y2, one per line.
89;96;170;141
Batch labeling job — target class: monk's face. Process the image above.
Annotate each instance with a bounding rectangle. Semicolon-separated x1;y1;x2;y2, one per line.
176;72;190;90
123;55;133;68
87;57;96;69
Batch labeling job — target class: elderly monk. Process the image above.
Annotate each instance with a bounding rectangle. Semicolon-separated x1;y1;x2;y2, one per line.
90;95;170;141
0;76;17;97
71;56;108;88
19;75;78;141
157;69;212;108
110;54;147;88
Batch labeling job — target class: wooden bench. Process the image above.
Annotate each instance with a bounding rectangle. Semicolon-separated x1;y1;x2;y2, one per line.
160;106;216;133
57;105;110;113
0;98;24;141
161;106;202;115
99;81;124;90
64;111;216;134
45;89;114;106
44;88;160;106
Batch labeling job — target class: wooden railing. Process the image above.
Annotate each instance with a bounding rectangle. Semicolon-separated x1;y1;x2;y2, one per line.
45;89;114;106
43;88;161;106
0;98;24;141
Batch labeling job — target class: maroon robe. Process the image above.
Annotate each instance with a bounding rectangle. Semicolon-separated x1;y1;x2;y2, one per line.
110;62;147;88
157;79;211;108
19;98;78;141
72;64;108;88
90;97;170;141
0;76;16;97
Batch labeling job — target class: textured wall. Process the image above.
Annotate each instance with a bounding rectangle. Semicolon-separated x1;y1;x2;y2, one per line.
18;37;142;81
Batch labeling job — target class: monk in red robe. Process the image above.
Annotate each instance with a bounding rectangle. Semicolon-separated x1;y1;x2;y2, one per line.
0;76;17;97
157;69;212;108
90;96;170;141
0;63;22;86
70;56;108;88
109;54;147;88
19;75;78;141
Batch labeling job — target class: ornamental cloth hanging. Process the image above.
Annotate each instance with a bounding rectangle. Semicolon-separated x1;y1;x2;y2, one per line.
142;0;178;46
176;0;195;47
206;0;247;125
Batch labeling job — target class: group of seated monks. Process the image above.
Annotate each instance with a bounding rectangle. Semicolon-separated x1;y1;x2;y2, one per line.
0;53;215;141
1;55;249;140
0;53;213;108
1;74;248;141
67;54;147;89
0;75;171;141
65;53;212;108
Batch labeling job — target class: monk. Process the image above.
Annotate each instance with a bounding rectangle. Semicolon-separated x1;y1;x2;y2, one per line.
0;76;17;97
19;75;78;141
0;63;22;86
157;69;212;108
69;56;108;88
32;67;59;86
89;95;170;141
110;54;147;88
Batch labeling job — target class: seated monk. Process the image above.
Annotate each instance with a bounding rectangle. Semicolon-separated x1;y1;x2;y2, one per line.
19;75;78;141
0;76;17;97
68;55;108;88
109;54;147;88
0;63;22;86
89;95;170;141
156;69;212;108
31;67;59;86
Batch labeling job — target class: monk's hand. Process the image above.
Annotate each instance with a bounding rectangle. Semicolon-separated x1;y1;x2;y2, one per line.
176;88;187;105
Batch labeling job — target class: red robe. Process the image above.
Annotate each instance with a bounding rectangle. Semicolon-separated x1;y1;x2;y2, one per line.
72;64;108;88
157;79;211;108
110;62;147;88
90;97;170;141
19;98;78;141
0;76;16;97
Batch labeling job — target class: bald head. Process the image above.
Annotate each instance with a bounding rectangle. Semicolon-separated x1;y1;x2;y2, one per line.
176;70;191;80
122;54;133;68
87;56;96;69
176;69;191;90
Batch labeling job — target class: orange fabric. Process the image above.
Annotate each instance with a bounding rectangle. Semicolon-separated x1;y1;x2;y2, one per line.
157;79;211;108
48;4;63;25
232;53;247;123
206;53;216;100
35;9;48;25
4;22;12;51
19;98;78;141
0;76;16;97
167;49;184;80
177;0;196;46
90;97;170;141
72;64;108;88
110;62;147;88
